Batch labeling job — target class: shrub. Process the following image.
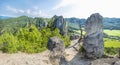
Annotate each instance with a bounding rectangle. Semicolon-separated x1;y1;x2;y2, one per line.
0;32;19;53
79;45;85;53
0;25;71;53
16;25;46;53
104;47;118;55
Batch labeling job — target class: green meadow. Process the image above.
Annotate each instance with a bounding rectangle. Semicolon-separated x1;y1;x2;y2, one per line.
104;38;120;48
104;29;120;48
75;29;120;55
104;30;120;36
104;29;120;55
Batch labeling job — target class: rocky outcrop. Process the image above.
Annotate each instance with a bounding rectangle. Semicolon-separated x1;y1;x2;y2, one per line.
70;34;80;40
83;13;104;59
34;18;47;29
47;36;65;65
54;15;67;36
114;60;120;65
91;58;120;65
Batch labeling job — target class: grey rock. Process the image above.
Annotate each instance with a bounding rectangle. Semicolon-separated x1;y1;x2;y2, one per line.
34;18;47;29
54;15;68;36
47;36;65;65
91;63;110;65
91;58;120;65
83;13;104;58
114;61;120;65
70;34;80;40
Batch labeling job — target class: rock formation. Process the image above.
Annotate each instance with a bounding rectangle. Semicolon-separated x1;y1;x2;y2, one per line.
114;60;120;65
54;15;67;36
70;34;80;40
91;58;120;65
47;36;65;65
34;18;47;29
83;13;104;58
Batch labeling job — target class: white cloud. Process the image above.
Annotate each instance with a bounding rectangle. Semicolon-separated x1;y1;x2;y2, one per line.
6;6;23;13
5;0;120;18
52;0;120;18
6;5;46;17
53;0;77;10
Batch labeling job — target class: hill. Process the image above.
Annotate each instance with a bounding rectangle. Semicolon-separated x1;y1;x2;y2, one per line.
0;16;11;19
66;17;120;30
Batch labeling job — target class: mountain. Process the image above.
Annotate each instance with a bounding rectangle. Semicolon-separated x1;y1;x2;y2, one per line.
103;17;120;30
0;16;120;34
0;16;33;33
0;16;12;19
65;17;85;30
66;17;120;30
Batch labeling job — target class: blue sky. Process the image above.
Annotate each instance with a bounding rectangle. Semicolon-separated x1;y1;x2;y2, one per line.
0;0;120;18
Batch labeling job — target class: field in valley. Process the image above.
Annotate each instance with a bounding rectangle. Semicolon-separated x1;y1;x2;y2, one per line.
75;29;120;55
104;30;120;37
104;30;120;48
75;29;120;47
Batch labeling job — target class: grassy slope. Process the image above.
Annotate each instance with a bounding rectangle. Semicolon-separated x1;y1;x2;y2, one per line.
104;30;120;36
104;29;120;48
74;29;120;48
73;30;86;35
104;38;120;48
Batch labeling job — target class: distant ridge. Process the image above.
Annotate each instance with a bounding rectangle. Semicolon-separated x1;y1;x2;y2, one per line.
0;16;12;19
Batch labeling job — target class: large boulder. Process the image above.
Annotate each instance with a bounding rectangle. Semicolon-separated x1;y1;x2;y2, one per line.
114;60;120;65
83;13;104;58
47;36;65;65
91;58;120;65
54;15;67;36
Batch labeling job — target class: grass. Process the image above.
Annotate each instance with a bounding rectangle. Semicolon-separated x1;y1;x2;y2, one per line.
104;38;120;48
74;29;120;48
104;29;120;36
104;47;119;55
74;29;120;37
73;30;86;35
104;29;120;48
75;29;120;55
104;29;120;55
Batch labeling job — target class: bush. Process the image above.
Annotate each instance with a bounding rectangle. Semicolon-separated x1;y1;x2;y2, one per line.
61;36;71;47
16;25;46;53
0;25;71;53
0;33;19;53
79;45;85;53
104;47;118;55
52;28;71;47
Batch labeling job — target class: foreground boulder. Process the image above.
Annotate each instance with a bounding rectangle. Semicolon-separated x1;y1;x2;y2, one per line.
114;60;120;65
47;36;65;65
54;15;67;36
83;13;104;58
91;58;120;65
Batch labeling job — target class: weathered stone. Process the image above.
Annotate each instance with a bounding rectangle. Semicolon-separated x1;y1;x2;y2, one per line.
114;60;120;65
47;36;65;65
83;13;104;58
54;15;67;36
91;58;119;65
70;34;80;40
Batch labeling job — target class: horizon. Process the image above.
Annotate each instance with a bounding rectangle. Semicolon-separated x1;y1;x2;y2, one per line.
0;0;120;18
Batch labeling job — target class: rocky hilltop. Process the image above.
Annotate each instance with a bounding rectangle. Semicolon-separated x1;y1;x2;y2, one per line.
0;13;119;65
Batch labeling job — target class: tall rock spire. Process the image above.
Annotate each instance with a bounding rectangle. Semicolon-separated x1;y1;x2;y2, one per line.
83;13;104;58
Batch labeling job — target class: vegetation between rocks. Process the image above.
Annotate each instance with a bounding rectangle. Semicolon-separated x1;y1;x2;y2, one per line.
0;17;71;53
